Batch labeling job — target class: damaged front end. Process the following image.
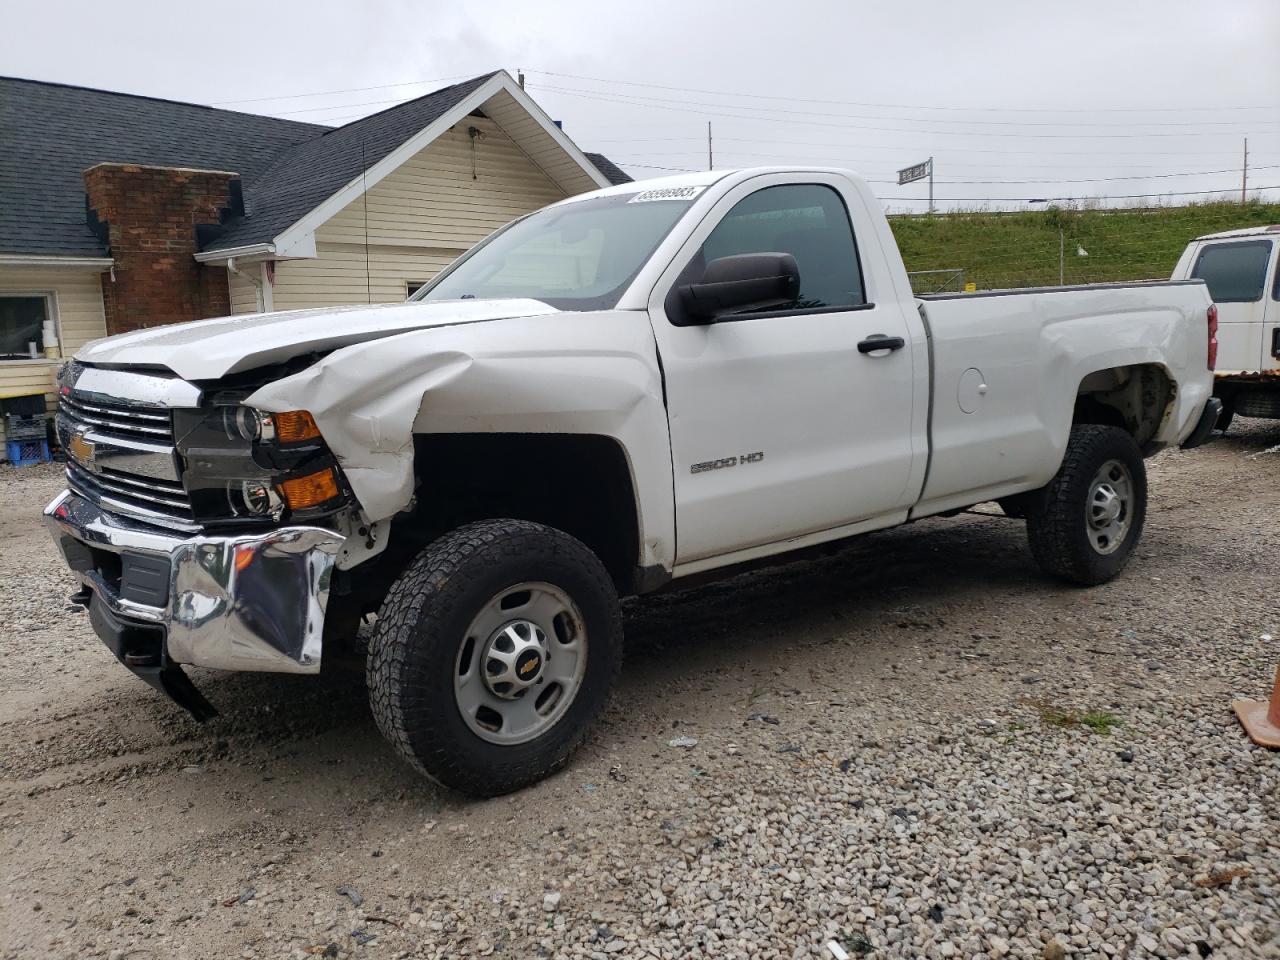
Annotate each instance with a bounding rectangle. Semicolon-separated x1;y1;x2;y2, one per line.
46;490;345;719
46;362;355;719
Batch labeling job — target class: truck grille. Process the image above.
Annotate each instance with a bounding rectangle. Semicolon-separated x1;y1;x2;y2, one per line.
66;461;196;524
59;394;174;442
57;388;199;532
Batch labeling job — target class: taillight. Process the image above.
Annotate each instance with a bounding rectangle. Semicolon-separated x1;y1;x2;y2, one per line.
1206;304;1219;370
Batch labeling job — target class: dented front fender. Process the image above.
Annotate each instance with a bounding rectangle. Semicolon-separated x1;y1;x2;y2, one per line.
246;309;676;572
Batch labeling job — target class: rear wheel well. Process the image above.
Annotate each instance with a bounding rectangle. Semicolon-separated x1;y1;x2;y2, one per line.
1074;364;1174;452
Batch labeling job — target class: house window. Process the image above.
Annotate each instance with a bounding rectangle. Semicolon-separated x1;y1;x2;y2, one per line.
0;295;51;360
406;281;426;299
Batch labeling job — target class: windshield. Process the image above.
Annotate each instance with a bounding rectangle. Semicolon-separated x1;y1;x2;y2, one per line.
413;191;697;310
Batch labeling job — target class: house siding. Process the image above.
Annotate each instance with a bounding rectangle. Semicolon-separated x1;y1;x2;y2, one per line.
268;118;569;310
0;265;108;449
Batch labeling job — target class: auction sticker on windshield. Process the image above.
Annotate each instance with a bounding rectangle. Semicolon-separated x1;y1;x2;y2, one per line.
628;186;705;203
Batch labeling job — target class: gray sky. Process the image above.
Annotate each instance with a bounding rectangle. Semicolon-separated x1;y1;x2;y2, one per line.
4;0;1278;210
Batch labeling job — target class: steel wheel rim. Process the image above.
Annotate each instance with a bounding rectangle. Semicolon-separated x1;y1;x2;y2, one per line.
1085;459;1133;556
454;581;588;745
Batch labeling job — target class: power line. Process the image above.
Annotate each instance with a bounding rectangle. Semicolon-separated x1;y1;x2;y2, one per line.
233;77;1280;133
882;185;1279;202
210;73;477;106
590;134;1266;158
592;161;1280;204
523;68;1279;116
192;68;1275;207
274;83;1280;128
204;67;1278;123
602;137;1277;161
529;83;1280;130
269;96;425;117
527;84;1280;139
602;155;1280;185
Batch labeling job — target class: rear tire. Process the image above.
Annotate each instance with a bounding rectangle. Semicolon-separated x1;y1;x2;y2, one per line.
367;519;623;796
1026;425;1147;586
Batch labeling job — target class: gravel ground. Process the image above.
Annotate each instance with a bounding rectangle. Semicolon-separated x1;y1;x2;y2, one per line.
1;423;1278;960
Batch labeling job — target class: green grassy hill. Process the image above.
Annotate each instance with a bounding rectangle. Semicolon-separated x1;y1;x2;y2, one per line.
888;200;1280;293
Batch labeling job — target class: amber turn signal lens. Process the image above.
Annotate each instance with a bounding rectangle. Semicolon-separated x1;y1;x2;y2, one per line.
277;468;340;510
273;410;322;444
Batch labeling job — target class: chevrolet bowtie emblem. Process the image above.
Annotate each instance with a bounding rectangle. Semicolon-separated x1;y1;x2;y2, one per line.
69;430;96;467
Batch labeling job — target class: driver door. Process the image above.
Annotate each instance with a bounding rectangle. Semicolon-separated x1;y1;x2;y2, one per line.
648;174;921;566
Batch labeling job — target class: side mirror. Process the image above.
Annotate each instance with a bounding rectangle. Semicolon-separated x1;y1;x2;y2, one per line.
677;253;800;323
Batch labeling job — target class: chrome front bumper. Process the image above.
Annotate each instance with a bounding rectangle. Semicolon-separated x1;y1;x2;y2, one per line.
44;490;344;674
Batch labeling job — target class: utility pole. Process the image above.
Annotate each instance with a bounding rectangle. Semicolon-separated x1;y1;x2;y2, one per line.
517;69;525;89
1242;137;1249;204
707;121;713;171
928;156;934;215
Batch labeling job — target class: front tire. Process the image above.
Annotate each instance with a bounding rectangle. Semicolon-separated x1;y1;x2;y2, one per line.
1026;425;1147;586
367;519;622;796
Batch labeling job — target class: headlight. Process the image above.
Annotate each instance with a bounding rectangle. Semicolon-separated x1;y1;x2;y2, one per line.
228;479;279;517
223;405;267;443
174;405;349;526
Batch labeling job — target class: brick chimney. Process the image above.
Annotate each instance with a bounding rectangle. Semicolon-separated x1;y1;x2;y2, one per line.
84;164;241;336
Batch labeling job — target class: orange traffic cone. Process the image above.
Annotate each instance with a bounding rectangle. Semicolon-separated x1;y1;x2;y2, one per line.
1233;665;1280;748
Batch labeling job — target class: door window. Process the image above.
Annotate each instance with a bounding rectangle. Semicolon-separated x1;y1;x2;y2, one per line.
1191;240;1273;303
691;184;865;314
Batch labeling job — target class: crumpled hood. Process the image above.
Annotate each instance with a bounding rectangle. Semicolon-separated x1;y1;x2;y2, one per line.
74;298;559;381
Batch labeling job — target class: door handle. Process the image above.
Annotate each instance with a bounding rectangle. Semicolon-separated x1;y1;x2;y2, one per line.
857;334;906;354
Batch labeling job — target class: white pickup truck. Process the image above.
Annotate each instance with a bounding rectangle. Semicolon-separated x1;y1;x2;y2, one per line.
1172;225;1280;429
46;167;1219;796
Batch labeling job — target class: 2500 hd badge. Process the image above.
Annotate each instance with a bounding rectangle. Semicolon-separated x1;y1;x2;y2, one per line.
690;451;765;474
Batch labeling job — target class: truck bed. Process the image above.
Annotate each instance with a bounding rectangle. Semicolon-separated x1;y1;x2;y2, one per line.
912;278;1213;518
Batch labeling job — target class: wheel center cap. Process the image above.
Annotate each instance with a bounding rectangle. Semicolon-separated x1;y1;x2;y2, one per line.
481;619;548;699
515;649;542;681
1092;485;1123;524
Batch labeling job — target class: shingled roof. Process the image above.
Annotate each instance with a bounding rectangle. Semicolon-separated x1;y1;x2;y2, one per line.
582;152;633;187
205;73;500;252
0;73;632;259
0;77;326;257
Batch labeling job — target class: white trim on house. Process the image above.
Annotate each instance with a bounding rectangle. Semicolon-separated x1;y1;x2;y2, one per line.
197;71;611;269
272;232;316;261
0;255;113;271
496;77;615;191
194;242;275;264
195;236;317;264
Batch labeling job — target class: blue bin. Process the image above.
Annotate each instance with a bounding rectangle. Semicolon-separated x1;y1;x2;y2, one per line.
5;438;50;467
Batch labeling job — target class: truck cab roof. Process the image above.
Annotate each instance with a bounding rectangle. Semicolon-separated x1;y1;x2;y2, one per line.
546;166;879;206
